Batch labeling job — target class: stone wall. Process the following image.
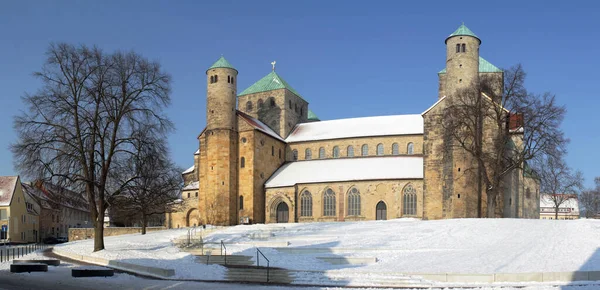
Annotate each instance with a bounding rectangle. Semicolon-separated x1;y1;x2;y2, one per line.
68;227;166;241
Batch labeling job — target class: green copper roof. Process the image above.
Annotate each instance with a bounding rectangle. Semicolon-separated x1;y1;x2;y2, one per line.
438;57;502;74
307;109;320;121
238;71;303;99
207;56;236;72
446;24;480;44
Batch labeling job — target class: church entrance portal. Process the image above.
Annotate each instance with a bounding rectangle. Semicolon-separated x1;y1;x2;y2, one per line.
186;208;200;227
276;202;289;223
376;201;387;220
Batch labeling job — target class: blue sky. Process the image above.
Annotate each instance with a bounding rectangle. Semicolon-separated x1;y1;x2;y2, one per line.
0;1;598;188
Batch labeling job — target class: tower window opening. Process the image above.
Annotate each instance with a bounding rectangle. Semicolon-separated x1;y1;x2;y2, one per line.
246;101;253;112
239;196;244;210
270;98;276;108
231;77;234;84
240;157;245;168
210;76;214;83
456;44;460;53
227;76;230;83
279;149;282;159
462;43;466;52
258;99;264;110
459;79;462;83
289;100;292;109
271;146;274;156
214;75;218;83
459;64;462;68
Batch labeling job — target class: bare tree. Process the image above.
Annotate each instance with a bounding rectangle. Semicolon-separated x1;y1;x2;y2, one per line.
111;130;183;235
12;43;172;251
580;177;600;218
535;154;583;219
444;65;568;217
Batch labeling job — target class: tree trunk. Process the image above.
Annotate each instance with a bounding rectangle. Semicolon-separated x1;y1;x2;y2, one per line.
486;190;497;218
555;208;559;220
141;214;147;235
93;220;104;252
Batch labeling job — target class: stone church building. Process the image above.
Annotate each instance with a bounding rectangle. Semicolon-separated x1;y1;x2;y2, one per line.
166;24;540;228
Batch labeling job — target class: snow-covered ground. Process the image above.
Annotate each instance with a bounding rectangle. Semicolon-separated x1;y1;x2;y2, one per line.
49;218;600;288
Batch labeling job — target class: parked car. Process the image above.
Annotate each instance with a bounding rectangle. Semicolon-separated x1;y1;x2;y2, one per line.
43;237;58;244
56;237;68;243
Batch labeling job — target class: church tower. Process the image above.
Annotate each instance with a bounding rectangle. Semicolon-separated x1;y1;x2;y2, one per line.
438;24;481;99
199;56;239;225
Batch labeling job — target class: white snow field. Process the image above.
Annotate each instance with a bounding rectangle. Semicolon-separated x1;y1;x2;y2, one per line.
50;218;600;288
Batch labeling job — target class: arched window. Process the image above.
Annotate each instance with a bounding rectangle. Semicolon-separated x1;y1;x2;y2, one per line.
231;76;234;84
270;97;276;108
300;191;312;217
392;143;399;155
376;143;384;156
347;145;354;157
305;148;312;160
407;142;414;155
246;101;253;112
271;146;274;156
323;188;336;216
239;196;244;210
462;43;466;52
319;147;325;159
210;75;214;83
227;75;231;83
292;150;298;161
333;146;340;158
456;44;460;53
361;144;368;156
240;157;245;168
347;187;361;216
214;75;218;82
258;99;264;110
403;184;417;216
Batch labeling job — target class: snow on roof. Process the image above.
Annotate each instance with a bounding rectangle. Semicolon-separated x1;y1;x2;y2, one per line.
183;181;199;191
0;176;18;206
237;111;284;142
285;114;423;143
540;194;579;212
265;156;423;188
421;96;446;115
194;149;199;155
182;165;195;174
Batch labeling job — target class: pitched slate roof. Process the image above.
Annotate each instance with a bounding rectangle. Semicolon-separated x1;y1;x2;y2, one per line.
0;176;18;206
265;156;423;188
237;110;285;141
286;114;423;143
438;57;502;74
307;110;320;121
446;24;480;44
238;71;303;100
207;56;237;72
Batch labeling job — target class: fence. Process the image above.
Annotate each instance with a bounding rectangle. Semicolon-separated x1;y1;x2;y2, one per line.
0;243;51;263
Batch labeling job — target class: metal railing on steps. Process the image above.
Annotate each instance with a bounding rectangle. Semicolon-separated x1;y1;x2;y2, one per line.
221;240;227;265
256;247;270;282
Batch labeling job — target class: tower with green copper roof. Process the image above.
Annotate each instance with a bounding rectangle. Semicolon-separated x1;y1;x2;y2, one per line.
237;65;309;138
440;23;481;99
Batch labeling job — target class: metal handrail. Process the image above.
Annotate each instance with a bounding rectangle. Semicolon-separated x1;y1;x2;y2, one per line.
220;240;227;265
256;247;270;282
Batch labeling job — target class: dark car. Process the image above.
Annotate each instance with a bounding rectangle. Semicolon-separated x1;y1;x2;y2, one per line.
43;237;58;244
56;237;68;243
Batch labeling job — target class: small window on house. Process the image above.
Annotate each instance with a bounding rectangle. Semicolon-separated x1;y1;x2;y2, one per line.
258;99;264;110
347;145;354;157
456;44;460;53
270;98;276;108
271;146;274;156
240;157;245;168
305;148;312;160
333;146;340;158
195;192;198;197
292;150;298;161
462;43;466;52
246;101;253;112
239;196;244;210
361;144;368;156
187;192;190;198
319;147;325;159
377;143;384;156
407;143;414;155
392;143;399;155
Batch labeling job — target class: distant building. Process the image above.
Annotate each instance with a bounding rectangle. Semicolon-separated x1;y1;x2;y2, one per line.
0;176;39;243
540;194;579;220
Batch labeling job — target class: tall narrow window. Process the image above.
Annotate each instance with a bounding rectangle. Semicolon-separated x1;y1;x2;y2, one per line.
258;99;264;110
246;101;253;112
300;191;313;217
270;97;276;108
305;148;312;160
292;150;298;161
347;187;361;216
333;146;340;158
407;142;414;155
376;143;384;156
403;184;417;216
227;75;231;83
392;143;399;155
271;146;274;156
461;43;466;52
214;75;218;82
210;76;214;83
187;192;190;198
289;100;292;109
456;44;460;53
323;188;336;216
231;77;234;84
239;196;244;210
319;147;325;159
361;144;368;156
240;157;245;168
347;145;354;157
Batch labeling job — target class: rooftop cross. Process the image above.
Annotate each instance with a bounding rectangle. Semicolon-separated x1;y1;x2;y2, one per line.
271;61;276;71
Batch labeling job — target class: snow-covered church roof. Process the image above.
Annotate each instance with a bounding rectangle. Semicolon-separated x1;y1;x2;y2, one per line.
286;114;423;143
265;156;423;188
